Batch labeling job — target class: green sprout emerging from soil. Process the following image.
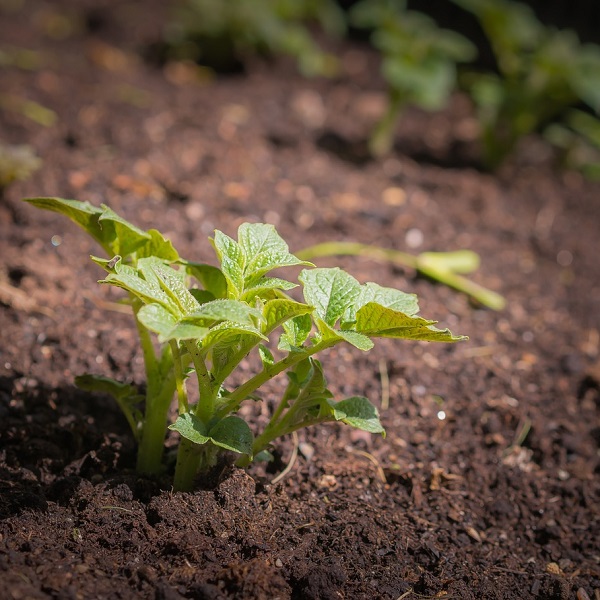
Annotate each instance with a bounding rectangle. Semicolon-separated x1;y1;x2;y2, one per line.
24;197;466;491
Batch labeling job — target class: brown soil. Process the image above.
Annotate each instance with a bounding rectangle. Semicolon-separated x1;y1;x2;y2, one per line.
1;2;599;599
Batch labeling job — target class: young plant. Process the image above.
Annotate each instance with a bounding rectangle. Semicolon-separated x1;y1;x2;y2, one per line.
24;197;466;491
453;0;600;169
350;0;477;157
164;0;345;76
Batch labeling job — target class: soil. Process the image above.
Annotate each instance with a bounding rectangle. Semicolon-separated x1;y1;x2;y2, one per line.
1;1;599;599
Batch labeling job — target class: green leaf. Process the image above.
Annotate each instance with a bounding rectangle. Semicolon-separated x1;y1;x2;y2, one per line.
278;313;313;351
378;324;468;342
286;358;314;394
262;299;313;335
356;302;466;342
184;262;228;299
300;267;361;326
317;317;374;351
356;302;434;333
75;374;140;401
329;396;385;434
258;344;274;367
138;303;209;342
208;416;253;455
136;229;180;261
238;222;312;284
212;230;245;297
101;267;177;312
91;254;124;273
241;277;297;302
23;197;111;253
139;260;199;315
97;205;152;257
358;282;419;314
343;282;419;326
295;358;333;404
254;450;274;462
168;413;210;445
201;321;267;352
189;289;215;304
187;299;263;327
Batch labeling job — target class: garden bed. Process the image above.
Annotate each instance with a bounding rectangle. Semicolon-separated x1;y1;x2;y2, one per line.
1;1;599;598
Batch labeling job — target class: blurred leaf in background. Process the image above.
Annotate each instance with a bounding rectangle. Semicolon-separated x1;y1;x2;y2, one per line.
164;0;345;76
351;0;477;157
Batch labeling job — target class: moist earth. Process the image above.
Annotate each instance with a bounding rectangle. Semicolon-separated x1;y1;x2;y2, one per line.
0;1;599;599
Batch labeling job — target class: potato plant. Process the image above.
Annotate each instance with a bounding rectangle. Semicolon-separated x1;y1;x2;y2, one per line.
350;0;476;157
24;197;466;491
164;0;345;76
454;0;600;169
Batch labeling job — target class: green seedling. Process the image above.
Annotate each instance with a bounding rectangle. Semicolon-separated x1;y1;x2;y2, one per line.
24;197;466;491
0;143;41;188
296;242;505;311
453;0;600;169
165;0;345;76
350;0;476;157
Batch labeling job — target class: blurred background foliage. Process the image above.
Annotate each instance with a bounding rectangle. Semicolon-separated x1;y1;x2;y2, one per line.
2;0;599;179
158;0;600;175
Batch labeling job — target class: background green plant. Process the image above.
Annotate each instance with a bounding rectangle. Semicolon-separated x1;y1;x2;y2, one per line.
164;0;345;76
162;0;600;173
350;0;476;157
453;0;600;169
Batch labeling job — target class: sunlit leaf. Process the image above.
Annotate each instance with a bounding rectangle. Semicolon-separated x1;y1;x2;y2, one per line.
238;222;312;284
300;267;361;326
329;396;385;434
187;299;263;327
212;230;245;297
98;204;151;257
263;298;313;335
138;303;209;342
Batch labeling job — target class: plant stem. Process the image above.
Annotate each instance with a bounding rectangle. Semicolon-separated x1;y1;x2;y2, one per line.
184;340;214;423
217;341;333;419
369;89;403;158
134;299;174;475
173;438;201;492
136;370;176;474
169;340;189;414
133;300;158;391
173;438;218;492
